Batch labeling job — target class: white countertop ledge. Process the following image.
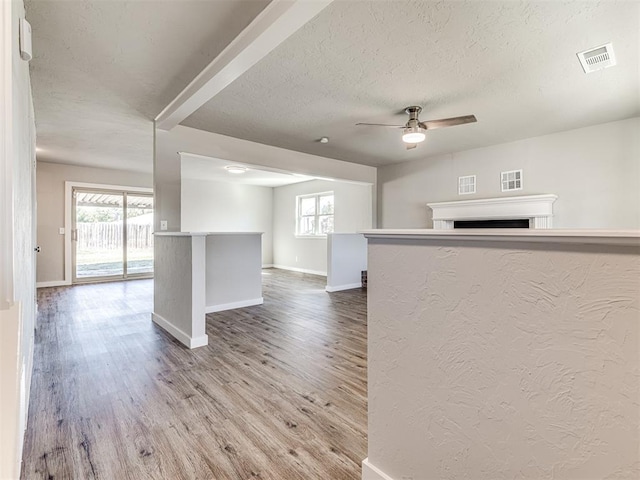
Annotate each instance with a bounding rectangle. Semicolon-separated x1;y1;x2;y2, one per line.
154;232;264;237
360;229;640;246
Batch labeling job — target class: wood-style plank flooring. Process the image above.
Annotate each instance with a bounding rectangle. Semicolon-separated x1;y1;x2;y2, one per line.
21;269;367;480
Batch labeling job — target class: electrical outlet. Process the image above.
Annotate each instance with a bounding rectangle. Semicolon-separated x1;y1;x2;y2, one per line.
160;220;168;231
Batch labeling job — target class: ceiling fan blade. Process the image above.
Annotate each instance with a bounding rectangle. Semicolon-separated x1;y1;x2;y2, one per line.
356;123;404;128
419;115;477;130
406;143;417;150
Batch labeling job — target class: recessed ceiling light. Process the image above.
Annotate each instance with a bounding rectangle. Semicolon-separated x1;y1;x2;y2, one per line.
225;165;248;174
319;137;329;144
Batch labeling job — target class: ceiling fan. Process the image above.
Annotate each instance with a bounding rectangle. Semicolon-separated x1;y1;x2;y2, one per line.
356;106;477;150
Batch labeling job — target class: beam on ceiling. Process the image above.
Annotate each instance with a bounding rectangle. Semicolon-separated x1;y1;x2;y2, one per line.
155;0;334;131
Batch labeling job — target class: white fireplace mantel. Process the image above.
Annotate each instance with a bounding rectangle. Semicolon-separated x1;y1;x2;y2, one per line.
427;194;558;229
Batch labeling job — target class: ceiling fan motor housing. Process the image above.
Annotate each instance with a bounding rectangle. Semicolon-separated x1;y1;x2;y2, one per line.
402;106;427;143
405;106;422;118
404;106;424;132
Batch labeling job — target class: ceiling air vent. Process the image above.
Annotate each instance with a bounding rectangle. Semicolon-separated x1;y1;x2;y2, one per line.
577;43;616;73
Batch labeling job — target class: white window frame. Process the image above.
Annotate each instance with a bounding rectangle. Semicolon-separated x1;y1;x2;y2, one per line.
296;191;334;237
64;182;153;286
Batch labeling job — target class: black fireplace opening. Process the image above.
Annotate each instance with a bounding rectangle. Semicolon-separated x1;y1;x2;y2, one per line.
454;219;530;229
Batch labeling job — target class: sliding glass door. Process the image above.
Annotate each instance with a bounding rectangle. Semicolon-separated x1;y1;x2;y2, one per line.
125;194;154;276
72;188;153;283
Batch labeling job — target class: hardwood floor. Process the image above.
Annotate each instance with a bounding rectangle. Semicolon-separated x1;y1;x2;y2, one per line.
21;269;367;480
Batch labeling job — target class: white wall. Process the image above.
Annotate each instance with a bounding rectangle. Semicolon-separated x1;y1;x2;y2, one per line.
0;0;36;477
273;180;372;275
326;233;367;292
36;161;152;284
154;125;377;232
378;117;640;229
181;178;273;265
366;235;640;480
205;234;262;311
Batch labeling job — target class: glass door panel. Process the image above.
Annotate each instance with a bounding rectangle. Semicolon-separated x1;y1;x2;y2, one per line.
74;190;124;280
126;194;154;276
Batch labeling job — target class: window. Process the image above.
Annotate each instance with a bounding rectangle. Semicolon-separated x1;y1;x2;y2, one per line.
296;192;334;236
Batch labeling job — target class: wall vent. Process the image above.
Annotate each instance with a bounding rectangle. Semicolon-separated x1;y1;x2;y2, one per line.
501;170;522;192
577;43;616;73
458;175;476;195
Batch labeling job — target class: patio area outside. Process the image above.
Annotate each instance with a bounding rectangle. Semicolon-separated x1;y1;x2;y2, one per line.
74;192;154;279
76;247;153;278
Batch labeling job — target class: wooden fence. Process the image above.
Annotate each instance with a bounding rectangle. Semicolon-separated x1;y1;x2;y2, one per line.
77;223;153;250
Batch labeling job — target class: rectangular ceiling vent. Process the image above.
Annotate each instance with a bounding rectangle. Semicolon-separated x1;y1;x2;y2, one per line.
577;43;616;73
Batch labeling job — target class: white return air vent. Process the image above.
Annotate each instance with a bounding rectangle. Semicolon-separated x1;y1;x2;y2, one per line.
577;43;616;73
501;169;522;192
458;175;476;195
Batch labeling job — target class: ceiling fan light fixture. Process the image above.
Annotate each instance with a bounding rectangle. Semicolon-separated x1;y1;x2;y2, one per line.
356;106;476;149
402;126;426;144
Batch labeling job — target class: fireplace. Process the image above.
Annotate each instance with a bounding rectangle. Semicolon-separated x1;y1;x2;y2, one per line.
454;219;529;229
428;194;557;229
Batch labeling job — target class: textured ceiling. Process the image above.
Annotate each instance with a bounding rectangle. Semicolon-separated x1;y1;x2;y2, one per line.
26;0;269;173
26;0;640;172
183;0;640;167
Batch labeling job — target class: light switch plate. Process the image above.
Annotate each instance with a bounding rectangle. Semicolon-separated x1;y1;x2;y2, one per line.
160;220;168;231
59;227;65;235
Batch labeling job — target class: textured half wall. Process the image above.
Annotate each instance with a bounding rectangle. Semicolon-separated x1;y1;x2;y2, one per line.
153;234;207;349
367;238;639;479
326;233;367;291
205;234;262;311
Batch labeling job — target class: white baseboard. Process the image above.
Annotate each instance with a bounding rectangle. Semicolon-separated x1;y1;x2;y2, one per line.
205;297;263;314
362;458;396;480
189;334;209;349
36;280;70;288
272;264;327;277
151;312;208;349
262;264;274;268
325;282;362;292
